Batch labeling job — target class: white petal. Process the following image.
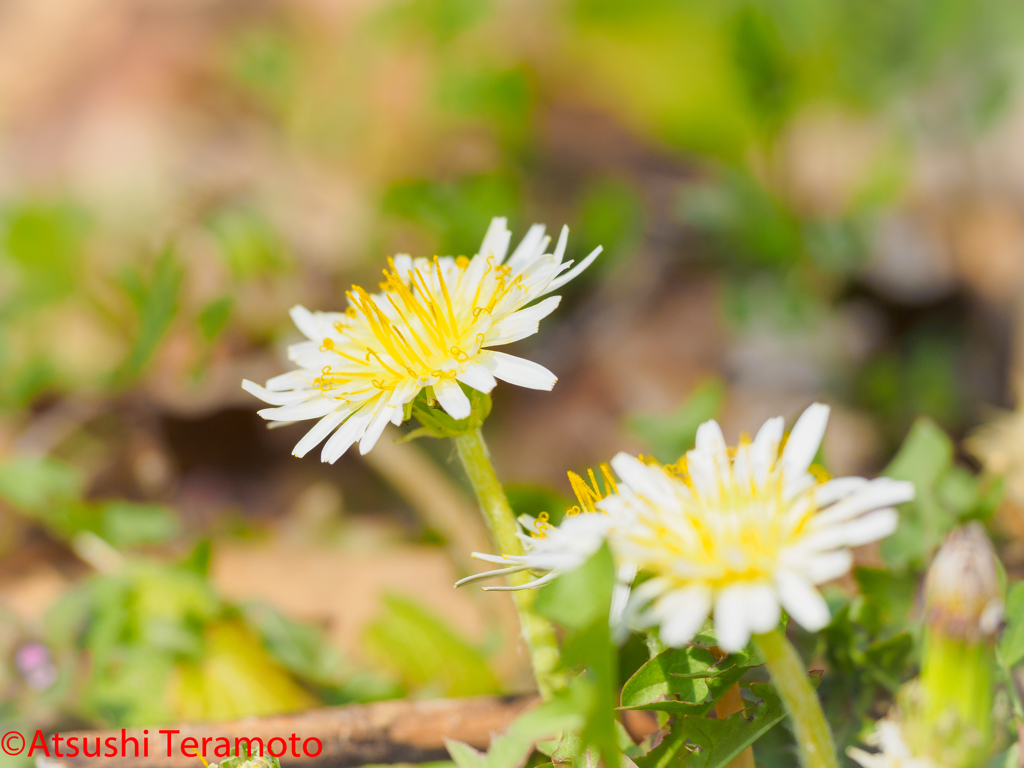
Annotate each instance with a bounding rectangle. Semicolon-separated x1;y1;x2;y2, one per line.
359;404;400;455
714;586;751;652
478;217;512;263
745;583;782;635
289;305;323;341
483;296;561;346
388;378;422;407
781;403;830;480
656;586;713;647
507;224;547;271
321;405;375;463
686;447;721;501
695;418;728;457
750;416;784;486
551;225;569;263
242;379;311;406
265;370;314;391
434;378;471;420
846;747;886;768
776;570;831;632
813;477;869;507
258;397;339;422
610;562;638;633
802;550;854;584
812;479;915;528
484;570;561;591
804;508;898;550
479;350;557;390
456;362;497;393
391;254;414;281
292;408;351;458
543;245;603;294
610;453;680;510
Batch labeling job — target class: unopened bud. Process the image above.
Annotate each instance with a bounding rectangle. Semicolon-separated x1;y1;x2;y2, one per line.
915;523;1003;767
923;522;1003;641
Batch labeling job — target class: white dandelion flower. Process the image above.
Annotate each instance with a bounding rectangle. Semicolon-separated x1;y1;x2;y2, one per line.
242;217;602;462
846;717;939;768
606;403;915;652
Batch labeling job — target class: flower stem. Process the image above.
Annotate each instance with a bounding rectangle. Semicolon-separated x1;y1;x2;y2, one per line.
454;427;566;698
754;628;838;768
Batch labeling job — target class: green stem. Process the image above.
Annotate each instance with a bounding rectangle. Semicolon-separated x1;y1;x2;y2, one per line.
454;427;566;699
754;628;838;768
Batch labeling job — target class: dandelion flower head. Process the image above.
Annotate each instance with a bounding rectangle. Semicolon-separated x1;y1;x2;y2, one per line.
604;403;915;651
243;217;601;462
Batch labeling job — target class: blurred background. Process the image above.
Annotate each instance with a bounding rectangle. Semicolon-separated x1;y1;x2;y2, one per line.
3;0;1024;761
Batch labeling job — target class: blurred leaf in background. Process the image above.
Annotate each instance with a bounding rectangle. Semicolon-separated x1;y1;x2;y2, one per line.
0;456;179;550
363;593;500;697
881;417;1001;571
113;249;183;386
630;378;725;464
383;174;520;256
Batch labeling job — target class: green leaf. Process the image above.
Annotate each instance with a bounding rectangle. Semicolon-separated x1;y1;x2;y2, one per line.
880;417;956;570
445;683;587;768
198;296;235;341
534;545;614;632
999;582;1024;669
629;378;725;464
208;208;286;279
446;740;489;768
620;642;764;715
241;601;347;687
363;593;500;696
100;502;181;547
884;415;953;488
114;248;183;384
0;456;81;512
0;201;90;308
852;567;917;635
672;683;786;768
181;539;213;576
862;633;914;692
619;646;717;711
381;173;519;257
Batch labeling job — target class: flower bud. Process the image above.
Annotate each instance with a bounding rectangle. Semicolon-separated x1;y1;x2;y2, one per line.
914;523;1002;768
923;523;1004;641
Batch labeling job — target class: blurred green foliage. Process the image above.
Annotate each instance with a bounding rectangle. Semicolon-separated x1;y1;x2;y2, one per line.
0;457;180;549
630;378;725;464
882;417;1001;571
363;593;500;697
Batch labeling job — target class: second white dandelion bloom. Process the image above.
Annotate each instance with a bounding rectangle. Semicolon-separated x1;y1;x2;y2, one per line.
606;403;915;652
242;217;602;462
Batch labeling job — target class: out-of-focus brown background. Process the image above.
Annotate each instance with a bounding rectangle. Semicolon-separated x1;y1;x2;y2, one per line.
3;0;1024;754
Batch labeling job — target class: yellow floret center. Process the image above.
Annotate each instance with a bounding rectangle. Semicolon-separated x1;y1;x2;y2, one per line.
311;254;526;399
629;454;828;588
533;463;618;539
